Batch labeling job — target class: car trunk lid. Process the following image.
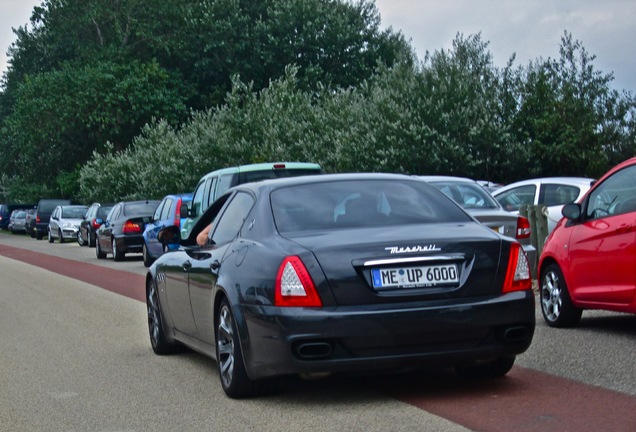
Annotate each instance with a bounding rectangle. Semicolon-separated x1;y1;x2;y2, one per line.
283;222;507;306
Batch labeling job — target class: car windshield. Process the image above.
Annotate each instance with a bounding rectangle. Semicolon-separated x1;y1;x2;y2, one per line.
271;179;471;233
431;181;499;210
62;207;86;218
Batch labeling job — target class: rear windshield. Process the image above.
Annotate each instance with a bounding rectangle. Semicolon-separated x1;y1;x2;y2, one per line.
124;202;159;216
97;206;113;218
39;200;70;213
271;179;471;233
61;207;87;218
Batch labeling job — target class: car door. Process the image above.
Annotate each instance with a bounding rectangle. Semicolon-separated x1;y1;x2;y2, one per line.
49;207;60;237
98;204;119;252
163;193;232;341
539;182;583;232
146;198;170;257
188;191;255;345
495;184;537;212
567;165;636;305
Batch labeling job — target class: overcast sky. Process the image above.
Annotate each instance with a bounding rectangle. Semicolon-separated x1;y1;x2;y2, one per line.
2;0;635;93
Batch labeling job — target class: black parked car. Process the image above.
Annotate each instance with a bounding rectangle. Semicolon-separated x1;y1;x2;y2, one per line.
78;202;114;247
145;173;535;398
32;199;72;239
96;200;161;261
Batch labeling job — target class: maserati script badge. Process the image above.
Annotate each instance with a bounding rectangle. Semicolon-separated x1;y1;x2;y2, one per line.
385;245;441;254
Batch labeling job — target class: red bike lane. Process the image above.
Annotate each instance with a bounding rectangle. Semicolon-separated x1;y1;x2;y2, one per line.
2;242;635;432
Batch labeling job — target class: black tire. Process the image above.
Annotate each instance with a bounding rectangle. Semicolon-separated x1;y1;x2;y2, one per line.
88;229;96;248
147;278;178;354
143;242;154;268
48;229;54;243
58;229;65;243
77;230;84;246
216;299;258;398
540;264;582;328
456;356;516;378
112;238;125;261
95;238;106;259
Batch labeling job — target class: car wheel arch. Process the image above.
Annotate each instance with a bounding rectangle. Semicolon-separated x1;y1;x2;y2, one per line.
213;288;252;368
146;274;177;345
540;261;582;327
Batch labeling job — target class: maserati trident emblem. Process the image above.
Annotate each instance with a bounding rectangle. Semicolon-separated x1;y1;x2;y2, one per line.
385;245;441;254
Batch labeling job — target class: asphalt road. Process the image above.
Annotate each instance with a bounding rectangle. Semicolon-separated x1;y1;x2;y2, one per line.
1;232;635;432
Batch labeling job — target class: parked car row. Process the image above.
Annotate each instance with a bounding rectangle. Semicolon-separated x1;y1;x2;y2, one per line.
4;158;634;399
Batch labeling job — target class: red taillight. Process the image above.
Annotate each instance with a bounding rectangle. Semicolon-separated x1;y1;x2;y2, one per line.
516;216;531;239
174;199;182;228
502;243;532;293
36;215;41;223
122;220;142;234
274;256;322;307
273;163;286;169
91;219;101;229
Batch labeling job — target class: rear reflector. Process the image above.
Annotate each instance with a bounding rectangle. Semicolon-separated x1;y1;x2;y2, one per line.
503;243;532;293
275;256;322;307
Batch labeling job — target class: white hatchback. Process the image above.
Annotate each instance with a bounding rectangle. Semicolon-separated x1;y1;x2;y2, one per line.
492;177;594;233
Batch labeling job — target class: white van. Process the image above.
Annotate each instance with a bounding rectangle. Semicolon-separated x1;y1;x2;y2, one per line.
181;162;322;238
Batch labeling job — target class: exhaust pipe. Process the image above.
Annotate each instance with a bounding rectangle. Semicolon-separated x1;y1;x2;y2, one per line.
294;341;333;359
503;326;531;343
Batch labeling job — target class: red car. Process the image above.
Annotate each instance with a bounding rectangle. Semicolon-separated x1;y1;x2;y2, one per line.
539;157;636;327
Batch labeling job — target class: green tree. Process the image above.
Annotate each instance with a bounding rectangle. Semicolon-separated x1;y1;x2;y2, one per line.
514;32;635;178
1;59;188;184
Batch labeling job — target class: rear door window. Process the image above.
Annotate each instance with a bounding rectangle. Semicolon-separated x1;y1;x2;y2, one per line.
541;184;580;206
210;192;255;245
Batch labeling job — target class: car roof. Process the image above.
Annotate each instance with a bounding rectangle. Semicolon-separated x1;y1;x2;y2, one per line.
229;172;418;194
417;175;479;184
199;162;321;180
492;177;595;195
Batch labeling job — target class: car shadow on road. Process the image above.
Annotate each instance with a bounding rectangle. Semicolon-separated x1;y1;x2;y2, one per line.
576;313;636;337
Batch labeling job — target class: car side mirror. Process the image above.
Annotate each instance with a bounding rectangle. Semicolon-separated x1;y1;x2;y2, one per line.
158;225;181;249
562;203;581;220
180;203;191;218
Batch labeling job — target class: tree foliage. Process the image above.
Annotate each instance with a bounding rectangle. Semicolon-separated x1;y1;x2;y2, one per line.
1;0;412;201
75;33;635;202
0;0;634;203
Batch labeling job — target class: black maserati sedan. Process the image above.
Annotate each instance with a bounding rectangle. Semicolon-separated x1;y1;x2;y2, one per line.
146;173;535;398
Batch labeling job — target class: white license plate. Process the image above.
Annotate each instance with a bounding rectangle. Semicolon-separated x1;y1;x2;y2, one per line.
371;264;459;289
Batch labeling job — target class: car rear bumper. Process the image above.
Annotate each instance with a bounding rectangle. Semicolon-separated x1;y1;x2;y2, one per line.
115;234;144;253
240;290;536;379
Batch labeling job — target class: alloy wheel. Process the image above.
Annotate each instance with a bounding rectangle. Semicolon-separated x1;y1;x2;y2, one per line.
147;281;161;348
217;304;235;389
541;269;562;322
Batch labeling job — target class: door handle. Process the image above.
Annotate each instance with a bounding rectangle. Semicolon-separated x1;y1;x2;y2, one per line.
182;260;192;272
210;260;221;271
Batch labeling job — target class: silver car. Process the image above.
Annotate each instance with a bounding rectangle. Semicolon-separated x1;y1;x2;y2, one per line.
419;176;537;274
48;205;88;243
491;177;594;234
